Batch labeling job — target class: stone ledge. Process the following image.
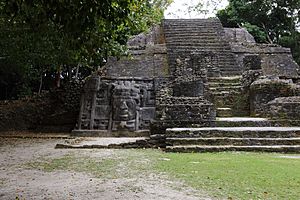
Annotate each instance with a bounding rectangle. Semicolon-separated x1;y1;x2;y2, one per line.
168;127;300;132
166;127;300;138
166;145;300;153
166;137;300;146
71;130;150;137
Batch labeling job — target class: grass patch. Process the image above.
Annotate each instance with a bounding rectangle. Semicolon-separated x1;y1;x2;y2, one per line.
154;152;300;200
24;150;300;199
25;153;120;179
25;150;163;179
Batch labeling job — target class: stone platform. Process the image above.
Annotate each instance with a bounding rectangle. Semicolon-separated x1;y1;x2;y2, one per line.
215;117;300;127
165;127;300;153
55;137;150;149
71;130;149;137
166;145;300;153
71;18;300;153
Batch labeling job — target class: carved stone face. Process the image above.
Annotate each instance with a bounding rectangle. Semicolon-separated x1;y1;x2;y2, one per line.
112;98;137;121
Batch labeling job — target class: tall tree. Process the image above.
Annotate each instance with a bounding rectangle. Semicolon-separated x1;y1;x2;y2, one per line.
0;0;172;99
217;0;300;64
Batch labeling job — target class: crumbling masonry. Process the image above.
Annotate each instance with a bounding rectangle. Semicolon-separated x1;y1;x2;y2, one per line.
74;18;300;152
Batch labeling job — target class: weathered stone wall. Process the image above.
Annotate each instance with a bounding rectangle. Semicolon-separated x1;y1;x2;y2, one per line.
250;78;300;116
241;70;263;89
105;45;169;78
105;25;169;78
127;25;165;47
226;28;300;79
224;28;256;43
267;96;300;120
261;54;299;78
156;97;215;121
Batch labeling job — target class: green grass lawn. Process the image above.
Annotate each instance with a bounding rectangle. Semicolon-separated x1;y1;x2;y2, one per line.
154;152;300;200
26;150;300;200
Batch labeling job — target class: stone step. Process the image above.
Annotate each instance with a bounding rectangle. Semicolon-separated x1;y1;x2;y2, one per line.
215;118;300;127
164;36;223;42
214;102;234;109
164;22;221;26
166;44;232;48
208;76;241;83
209;86;242;92
167;55;237;61
217;107;233;117
217;68;241;73
164;26;221;29
166;37;229;41
164;23;221;26
163;21;221;25
164;18;220;22
166;137;300;146
218;70;243;74
164;32;222;37
208;82;241;87
215;117;272;127
166;49;235;54
164;23;221;27
164;30;220;34
163;21;221;26
165;37;221;41
166;44;232;50
167;49;234;54
165;145;300;153
212;91;240;96
221;71;243;76
168;61;238;67
163;23;222;27
166;127;300;138
218;66;240;71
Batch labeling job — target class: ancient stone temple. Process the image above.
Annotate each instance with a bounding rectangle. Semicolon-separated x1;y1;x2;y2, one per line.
73;18;300;152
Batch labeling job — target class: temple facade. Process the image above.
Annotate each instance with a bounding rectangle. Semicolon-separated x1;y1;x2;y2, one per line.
73;18;300;144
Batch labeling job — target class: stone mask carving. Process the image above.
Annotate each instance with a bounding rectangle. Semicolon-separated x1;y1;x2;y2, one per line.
112;81;139;122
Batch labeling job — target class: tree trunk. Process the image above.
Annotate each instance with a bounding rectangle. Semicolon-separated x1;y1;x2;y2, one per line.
75;63;80;79
55;65;61;88
68;65;72;81
262;23;273;44
38;73;43;95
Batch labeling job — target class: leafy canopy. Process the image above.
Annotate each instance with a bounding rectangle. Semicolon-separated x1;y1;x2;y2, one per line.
0;0;172;99
217;0;300;64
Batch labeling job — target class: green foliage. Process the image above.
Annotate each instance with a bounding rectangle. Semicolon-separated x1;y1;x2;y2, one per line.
242;22;267;43
279;32;300;65
0;0;172;99
217;0;300;65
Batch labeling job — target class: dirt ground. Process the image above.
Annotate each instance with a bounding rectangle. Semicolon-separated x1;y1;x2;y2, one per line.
0;138;211;200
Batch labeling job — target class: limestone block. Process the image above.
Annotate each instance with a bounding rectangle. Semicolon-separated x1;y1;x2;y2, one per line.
250;78;300;116
267;96;300;120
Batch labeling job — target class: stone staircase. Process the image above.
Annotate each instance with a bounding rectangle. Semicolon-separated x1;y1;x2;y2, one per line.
160;18;300;153
208;76;242;117
163;18;241;77
165;127;300;153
